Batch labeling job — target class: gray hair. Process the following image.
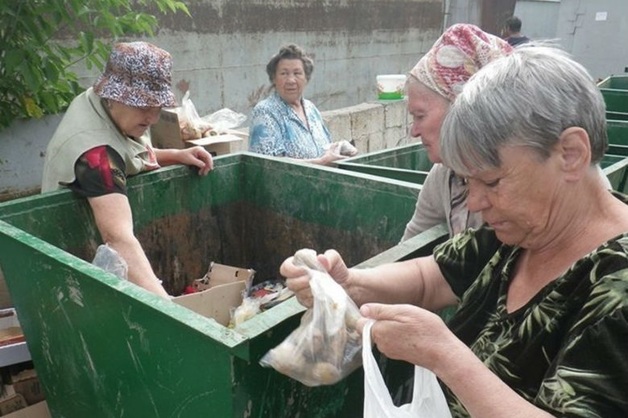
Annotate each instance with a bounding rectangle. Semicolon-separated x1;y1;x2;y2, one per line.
266;44;314;83
440;45;607;176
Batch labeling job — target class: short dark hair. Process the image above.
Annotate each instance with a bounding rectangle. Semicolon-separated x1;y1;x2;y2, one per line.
265;44;314;83
505;16;522;32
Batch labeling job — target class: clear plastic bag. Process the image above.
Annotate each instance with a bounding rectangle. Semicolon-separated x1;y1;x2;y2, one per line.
202;108;247;132
362;319;452;418
259;249;362;387
178;91;246;140
92;244;128;280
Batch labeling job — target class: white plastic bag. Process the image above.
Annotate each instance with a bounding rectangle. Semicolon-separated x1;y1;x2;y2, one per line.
362;319;452;418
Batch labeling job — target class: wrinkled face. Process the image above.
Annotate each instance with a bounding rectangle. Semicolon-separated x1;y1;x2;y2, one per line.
273;59;307;106
407;82;451;163
466;145;558;248
108;100;161;138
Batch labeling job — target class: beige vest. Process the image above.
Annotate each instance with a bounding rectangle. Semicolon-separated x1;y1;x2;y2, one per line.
41;88;158;192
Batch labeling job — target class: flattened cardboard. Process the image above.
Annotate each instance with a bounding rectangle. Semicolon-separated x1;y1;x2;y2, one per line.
172;263;255;327
203;262;255;289
174;281;247;327
151;109;246;156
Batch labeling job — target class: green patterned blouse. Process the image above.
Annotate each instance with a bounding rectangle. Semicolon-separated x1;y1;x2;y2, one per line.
433;197;628;417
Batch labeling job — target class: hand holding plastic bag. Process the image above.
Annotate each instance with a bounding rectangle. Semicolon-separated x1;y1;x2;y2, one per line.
259;249;362;386
362;319;452;418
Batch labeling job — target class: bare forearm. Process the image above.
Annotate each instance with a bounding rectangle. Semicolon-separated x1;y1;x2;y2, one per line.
108;237;169;298
348;257;456;311
153;148;182;166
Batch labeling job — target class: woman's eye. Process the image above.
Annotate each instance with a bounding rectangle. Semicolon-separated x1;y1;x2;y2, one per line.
485;179;500;188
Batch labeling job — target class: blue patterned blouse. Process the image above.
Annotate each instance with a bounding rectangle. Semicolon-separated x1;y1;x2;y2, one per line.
248;91;332;159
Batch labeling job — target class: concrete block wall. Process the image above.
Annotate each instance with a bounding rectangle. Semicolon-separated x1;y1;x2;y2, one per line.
327;100;416;152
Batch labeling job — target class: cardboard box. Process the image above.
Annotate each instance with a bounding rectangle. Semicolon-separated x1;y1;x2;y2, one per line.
0;310;23;347
0;394;27;416
1;401;49;418
5;369;44;406
151;109;246;156
172;263;255;327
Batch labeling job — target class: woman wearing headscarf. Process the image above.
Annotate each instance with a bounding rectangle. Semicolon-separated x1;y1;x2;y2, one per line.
401;24;610;240
42;42;213;298
283;45;628;417
248;44;352;165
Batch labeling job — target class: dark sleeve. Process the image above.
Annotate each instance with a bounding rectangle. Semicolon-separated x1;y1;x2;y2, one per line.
66;146;128;197
432;226;503;298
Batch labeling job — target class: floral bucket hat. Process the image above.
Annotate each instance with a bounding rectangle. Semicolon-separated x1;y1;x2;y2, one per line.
93;41;177;108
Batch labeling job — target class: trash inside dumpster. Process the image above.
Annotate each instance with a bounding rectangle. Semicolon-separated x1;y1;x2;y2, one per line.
0;153;448;418
336;143;433;184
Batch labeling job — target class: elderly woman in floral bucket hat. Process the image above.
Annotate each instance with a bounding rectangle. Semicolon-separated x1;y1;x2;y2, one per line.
42;42;213;298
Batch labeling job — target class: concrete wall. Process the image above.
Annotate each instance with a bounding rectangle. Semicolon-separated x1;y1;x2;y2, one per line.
555;0;628;80
71;0;443;115
514;0;560;40
514;0;628;80
0;0;440;199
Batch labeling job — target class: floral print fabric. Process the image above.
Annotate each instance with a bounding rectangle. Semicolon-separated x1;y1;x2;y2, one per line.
433;194;628;417
248;91;332;159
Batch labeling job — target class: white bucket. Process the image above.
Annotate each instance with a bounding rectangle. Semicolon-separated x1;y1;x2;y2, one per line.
376;74;406;100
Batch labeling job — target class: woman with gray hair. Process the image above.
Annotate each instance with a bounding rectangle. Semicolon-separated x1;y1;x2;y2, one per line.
281;45;628;416
248;44;348;165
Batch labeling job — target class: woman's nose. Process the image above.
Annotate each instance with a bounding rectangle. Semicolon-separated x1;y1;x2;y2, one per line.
466;181;490;213
409;121;421;138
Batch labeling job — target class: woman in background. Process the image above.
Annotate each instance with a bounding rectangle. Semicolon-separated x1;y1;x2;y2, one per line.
249;44;349;165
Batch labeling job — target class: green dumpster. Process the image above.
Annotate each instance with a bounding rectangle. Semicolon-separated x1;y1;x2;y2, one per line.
598;74;628;90
602;154;628;193
336;143;433;184
599;75;628;113
607;119;628;151
0;153;448;418
606;110;628;121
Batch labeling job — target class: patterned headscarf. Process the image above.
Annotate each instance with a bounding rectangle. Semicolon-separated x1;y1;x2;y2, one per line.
410;24;513;101
93;42;177;108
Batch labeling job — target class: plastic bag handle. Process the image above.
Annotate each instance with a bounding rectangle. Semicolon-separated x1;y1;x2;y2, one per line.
362;319;413;417
362;319;453;418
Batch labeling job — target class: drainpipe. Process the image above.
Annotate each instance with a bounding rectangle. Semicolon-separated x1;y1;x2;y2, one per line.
442;0;452;32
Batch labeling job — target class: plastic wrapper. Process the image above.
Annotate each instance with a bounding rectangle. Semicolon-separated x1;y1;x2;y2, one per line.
324;140;359;158
230;279;294;327
92;244;128;280
259;249;362;386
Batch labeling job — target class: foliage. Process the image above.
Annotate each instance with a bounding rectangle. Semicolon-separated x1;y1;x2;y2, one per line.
0;0;189;130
